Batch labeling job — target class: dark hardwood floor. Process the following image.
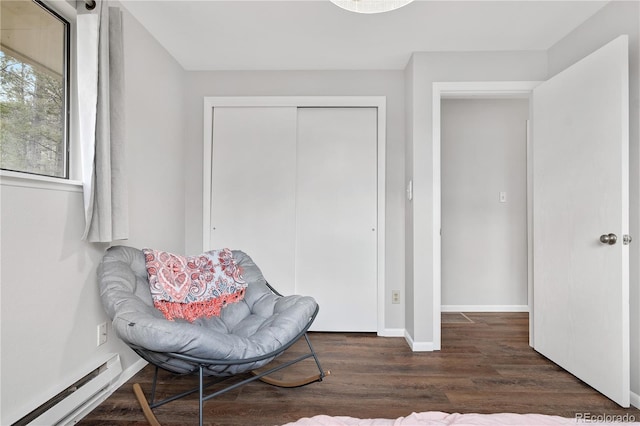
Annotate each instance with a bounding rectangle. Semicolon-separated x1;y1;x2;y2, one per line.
80;313;640;425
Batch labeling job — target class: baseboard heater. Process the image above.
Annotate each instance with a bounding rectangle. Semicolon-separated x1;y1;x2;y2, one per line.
13;354;122;426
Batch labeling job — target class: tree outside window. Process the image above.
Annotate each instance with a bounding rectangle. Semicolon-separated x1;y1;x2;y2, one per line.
1;0;69;178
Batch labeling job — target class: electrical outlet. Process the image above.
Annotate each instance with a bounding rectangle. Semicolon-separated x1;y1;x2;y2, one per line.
97;322;108;346
392;290;401;304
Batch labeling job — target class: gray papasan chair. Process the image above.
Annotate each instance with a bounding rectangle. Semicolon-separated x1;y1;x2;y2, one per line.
98;245;326;426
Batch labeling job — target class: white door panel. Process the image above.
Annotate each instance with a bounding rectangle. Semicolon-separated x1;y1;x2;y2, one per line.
533;36;629;406
210;107;298;294
210;105;379;331
296;107;378;331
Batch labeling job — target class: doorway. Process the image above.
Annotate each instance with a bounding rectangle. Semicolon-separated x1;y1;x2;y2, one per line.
431;81;540;350
440;98;529;329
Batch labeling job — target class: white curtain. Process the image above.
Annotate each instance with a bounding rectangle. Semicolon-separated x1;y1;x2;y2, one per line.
77;0;128;242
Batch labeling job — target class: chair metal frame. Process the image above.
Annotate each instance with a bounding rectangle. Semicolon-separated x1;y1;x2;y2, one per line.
130;283;326;426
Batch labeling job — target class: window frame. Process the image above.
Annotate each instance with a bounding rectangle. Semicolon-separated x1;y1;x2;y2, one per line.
0;0;78;185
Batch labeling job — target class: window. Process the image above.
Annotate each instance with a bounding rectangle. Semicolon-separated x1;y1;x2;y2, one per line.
1;0;70;178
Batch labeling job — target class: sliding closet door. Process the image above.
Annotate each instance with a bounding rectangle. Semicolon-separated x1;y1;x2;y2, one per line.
296;107;378;331
210;107;297;294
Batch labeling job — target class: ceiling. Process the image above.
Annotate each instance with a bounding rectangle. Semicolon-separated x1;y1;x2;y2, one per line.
120;0;610;71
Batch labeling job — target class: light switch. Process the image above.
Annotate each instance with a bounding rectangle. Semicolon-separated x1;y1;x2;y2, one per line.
499;191;507;203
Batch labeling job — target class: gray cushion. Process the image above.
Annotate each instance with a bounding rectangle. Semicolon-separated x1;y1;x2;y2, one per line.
97;245;318;375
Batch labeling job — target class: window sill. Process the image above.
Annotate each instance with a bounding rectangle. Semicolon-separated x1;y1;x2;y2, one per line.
0;170;82;193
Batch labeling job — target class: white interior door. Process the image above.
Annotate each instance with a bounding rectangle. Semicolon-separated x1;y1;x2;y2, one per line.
532;36;629;406
210;107;298;294
296;107;378;331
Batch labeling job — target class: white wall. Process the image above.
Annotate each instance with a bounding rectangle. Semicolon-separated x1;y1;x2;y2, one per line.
121;6;186;251
546;0;640;404
0;6;186;424
404;51;548;345
0;182;116;425
441;99;528;309
404;57;415;338
182;71;406;330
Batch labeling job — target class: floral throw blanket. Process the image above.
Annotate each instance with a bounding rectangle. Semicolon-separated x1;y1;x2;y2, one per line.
142;248;247;322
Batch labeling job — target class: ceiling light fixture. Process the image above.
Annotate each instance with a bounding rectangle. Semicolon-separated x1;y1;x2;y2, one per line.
330;0;415;14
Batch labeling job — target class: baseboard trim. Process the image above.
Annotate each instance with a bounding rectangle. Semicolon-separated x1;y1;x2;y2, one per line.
631;390;640;409
403;330;434;352
379;328;404;337
442;305;529;313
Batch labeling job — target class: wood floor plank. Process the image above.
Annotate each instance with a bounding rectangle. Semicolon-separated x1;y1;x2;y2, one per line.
80;313;640;425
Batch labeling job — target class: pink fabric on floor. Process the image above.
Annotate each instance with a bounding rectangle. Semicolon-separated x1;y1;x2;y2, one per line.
281;411;638;426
